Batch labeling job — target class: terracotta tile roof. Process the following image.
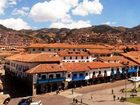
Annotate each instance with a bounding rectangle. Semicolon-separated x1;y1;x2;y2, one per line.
0;52;12;57
86;62;123;69
87;49;114;54
63;62;123;72
26;60;137;74
100;56;123;61
5;53;61;63
100;56;138;66
121;51;140;64
26;64;66;74
63;63;90;72
58;50;89;57
27;43;107;49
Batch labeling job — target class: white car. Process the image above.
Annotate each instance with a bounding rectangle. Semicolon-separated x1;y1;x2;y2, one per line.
30;100;42;105
128;77;140;82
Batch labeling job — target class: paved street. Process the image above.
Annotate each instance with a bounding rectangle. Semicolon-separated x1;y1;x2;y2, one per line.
8;80;138;105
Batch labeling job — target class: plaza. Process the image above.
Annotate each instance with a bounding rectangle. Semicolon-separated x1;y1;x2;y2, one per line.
8;80;139;105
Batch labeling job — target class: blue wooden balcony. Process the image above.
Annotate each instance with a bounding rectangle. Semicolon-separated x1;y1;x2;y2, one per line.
128;68;137;73
37;77;65;84
72;75;85;81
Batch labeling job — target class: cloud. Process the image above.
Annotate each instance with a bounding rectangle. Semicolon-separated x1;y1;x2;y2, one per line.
50;20;91;29
12;7;30;16
102;21;117;25
0;0;7;15
8;0;17;5
0;18;31;30
72;0;103;16
29;0;79;22
0;0;18;15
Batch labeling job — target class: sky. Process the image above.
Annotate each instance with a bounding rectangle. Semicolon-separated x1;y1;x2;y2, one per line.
0;0;140;30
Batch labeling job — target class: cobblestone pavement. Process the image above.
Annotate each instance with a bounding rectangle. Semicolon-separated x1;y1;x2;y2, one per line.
8;80;137;105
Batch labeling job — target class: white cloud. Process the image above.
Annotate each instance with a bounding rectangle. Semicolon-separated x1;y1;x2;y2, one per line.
12;7;30;16
29;0;79;22
50;20;91;29
8;0;17;5
0;0;7;15
102;21;117;25
0;18;31;30
0;0;18;15
72;0;103;16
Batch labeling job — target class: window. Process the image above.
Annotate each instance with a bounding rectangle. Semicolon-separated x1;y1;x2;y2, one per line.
76;52;80;54
56;74;61;78
73;74;77;77
75;56;77;59
111;68;114;71
38;74;41;78
85;73;88;76
99;71;101;74
49;74;53;79
104;70;107;73
70;57;72;59
48;49;51;51
64;57;66;60
42;48;44;51
81;56;83;59
80;73;84;77
134;66;137;69
41;75;46;80
33;48;35;51
68;74;71;78
93;72;95;75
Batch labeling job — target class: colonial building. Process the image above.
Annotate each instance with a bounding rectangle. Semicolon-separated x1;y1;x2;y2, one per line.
25;43;108;53
58;50;93;62
4;44;140;96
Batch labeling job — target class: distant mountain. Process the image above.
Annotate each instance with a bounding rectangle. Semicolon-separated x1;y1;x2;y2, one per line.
0;24;140;46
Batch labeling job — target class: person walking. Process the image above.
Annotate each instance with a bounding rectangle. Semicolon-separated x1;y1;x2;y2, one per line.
91;95;93;99
112;89;114;94
75;99;78;104
113;95;116;101
71;89;74;94
73;98;75;104
81;98;83;103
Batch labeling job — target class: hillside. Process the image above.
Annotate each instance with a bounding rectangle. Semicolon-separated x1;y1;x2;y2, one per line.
0;24;140;46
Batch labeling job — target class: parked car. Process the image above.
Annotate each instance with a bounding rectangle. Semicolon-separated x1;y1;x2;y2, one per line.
3;97;11;105
18;97;32;105
30;100;42;105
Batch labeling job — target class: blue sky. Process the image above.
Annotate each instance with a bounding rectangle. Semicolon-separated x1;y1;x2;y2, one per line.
0;0;140;30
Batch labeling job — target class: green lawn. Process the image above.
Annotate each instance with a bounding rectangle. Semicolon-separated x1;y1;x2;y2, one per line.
121;87;140;93
127;97;140;104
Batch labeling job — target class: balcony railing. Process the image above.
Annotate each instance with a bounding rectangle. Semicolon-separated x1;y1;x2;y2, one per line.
72;76;85;81
37;77;65;84
128;68;137;73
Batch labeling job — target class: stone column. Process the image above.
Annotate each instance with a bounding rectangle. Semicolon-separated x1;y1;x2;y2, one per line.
32;74;37;96
32;84;36;96
64;81;68;89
